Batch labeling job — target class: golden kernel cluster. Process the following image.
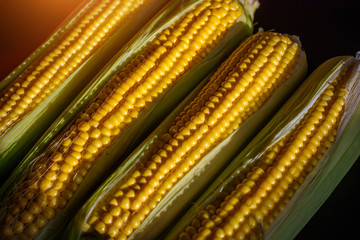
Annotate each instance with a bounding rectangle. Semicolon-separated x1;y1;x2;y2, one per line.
178;74;347;240
83;29;300;240
0;0;143;135
0;0;243;239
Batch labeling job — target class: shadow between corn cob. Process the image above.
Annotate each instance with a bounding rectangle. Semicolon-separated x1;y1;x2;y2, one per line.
64;31;308;240
0;0;258;239
0;0;170;180
165;54;360;240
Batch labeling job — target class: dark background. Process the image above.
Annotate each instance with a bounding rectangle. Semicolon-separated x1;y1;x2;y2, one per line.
0;0;359;239
254;1;360;239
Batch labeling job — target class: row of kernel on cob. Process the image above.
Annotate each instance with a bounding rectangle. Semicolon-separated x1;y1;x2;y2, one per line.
0;0;359;240
0;0;259;239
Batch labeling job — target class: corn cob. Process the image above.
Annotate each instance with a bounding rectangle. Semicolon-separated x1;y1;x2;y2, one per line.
0;0;152;130
0;0;257;239
0;0;170;179
64;31;308;240
165;54;360;240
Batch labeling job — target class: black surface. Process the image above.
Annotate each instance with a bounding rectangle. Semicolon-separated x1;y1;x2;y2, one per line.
254;0;360;239
255;0;360;72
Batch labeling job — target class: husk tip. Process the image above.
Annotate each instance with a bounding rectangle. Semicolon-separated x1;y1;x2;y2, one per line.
356;51;360;60
239;0;260;20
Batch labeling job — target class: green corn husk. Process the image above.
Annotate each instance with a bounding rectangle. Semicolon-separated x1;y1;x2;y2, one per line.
64;31;307;240
0;0;258;239
165;54;360;240
0;0;170;181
